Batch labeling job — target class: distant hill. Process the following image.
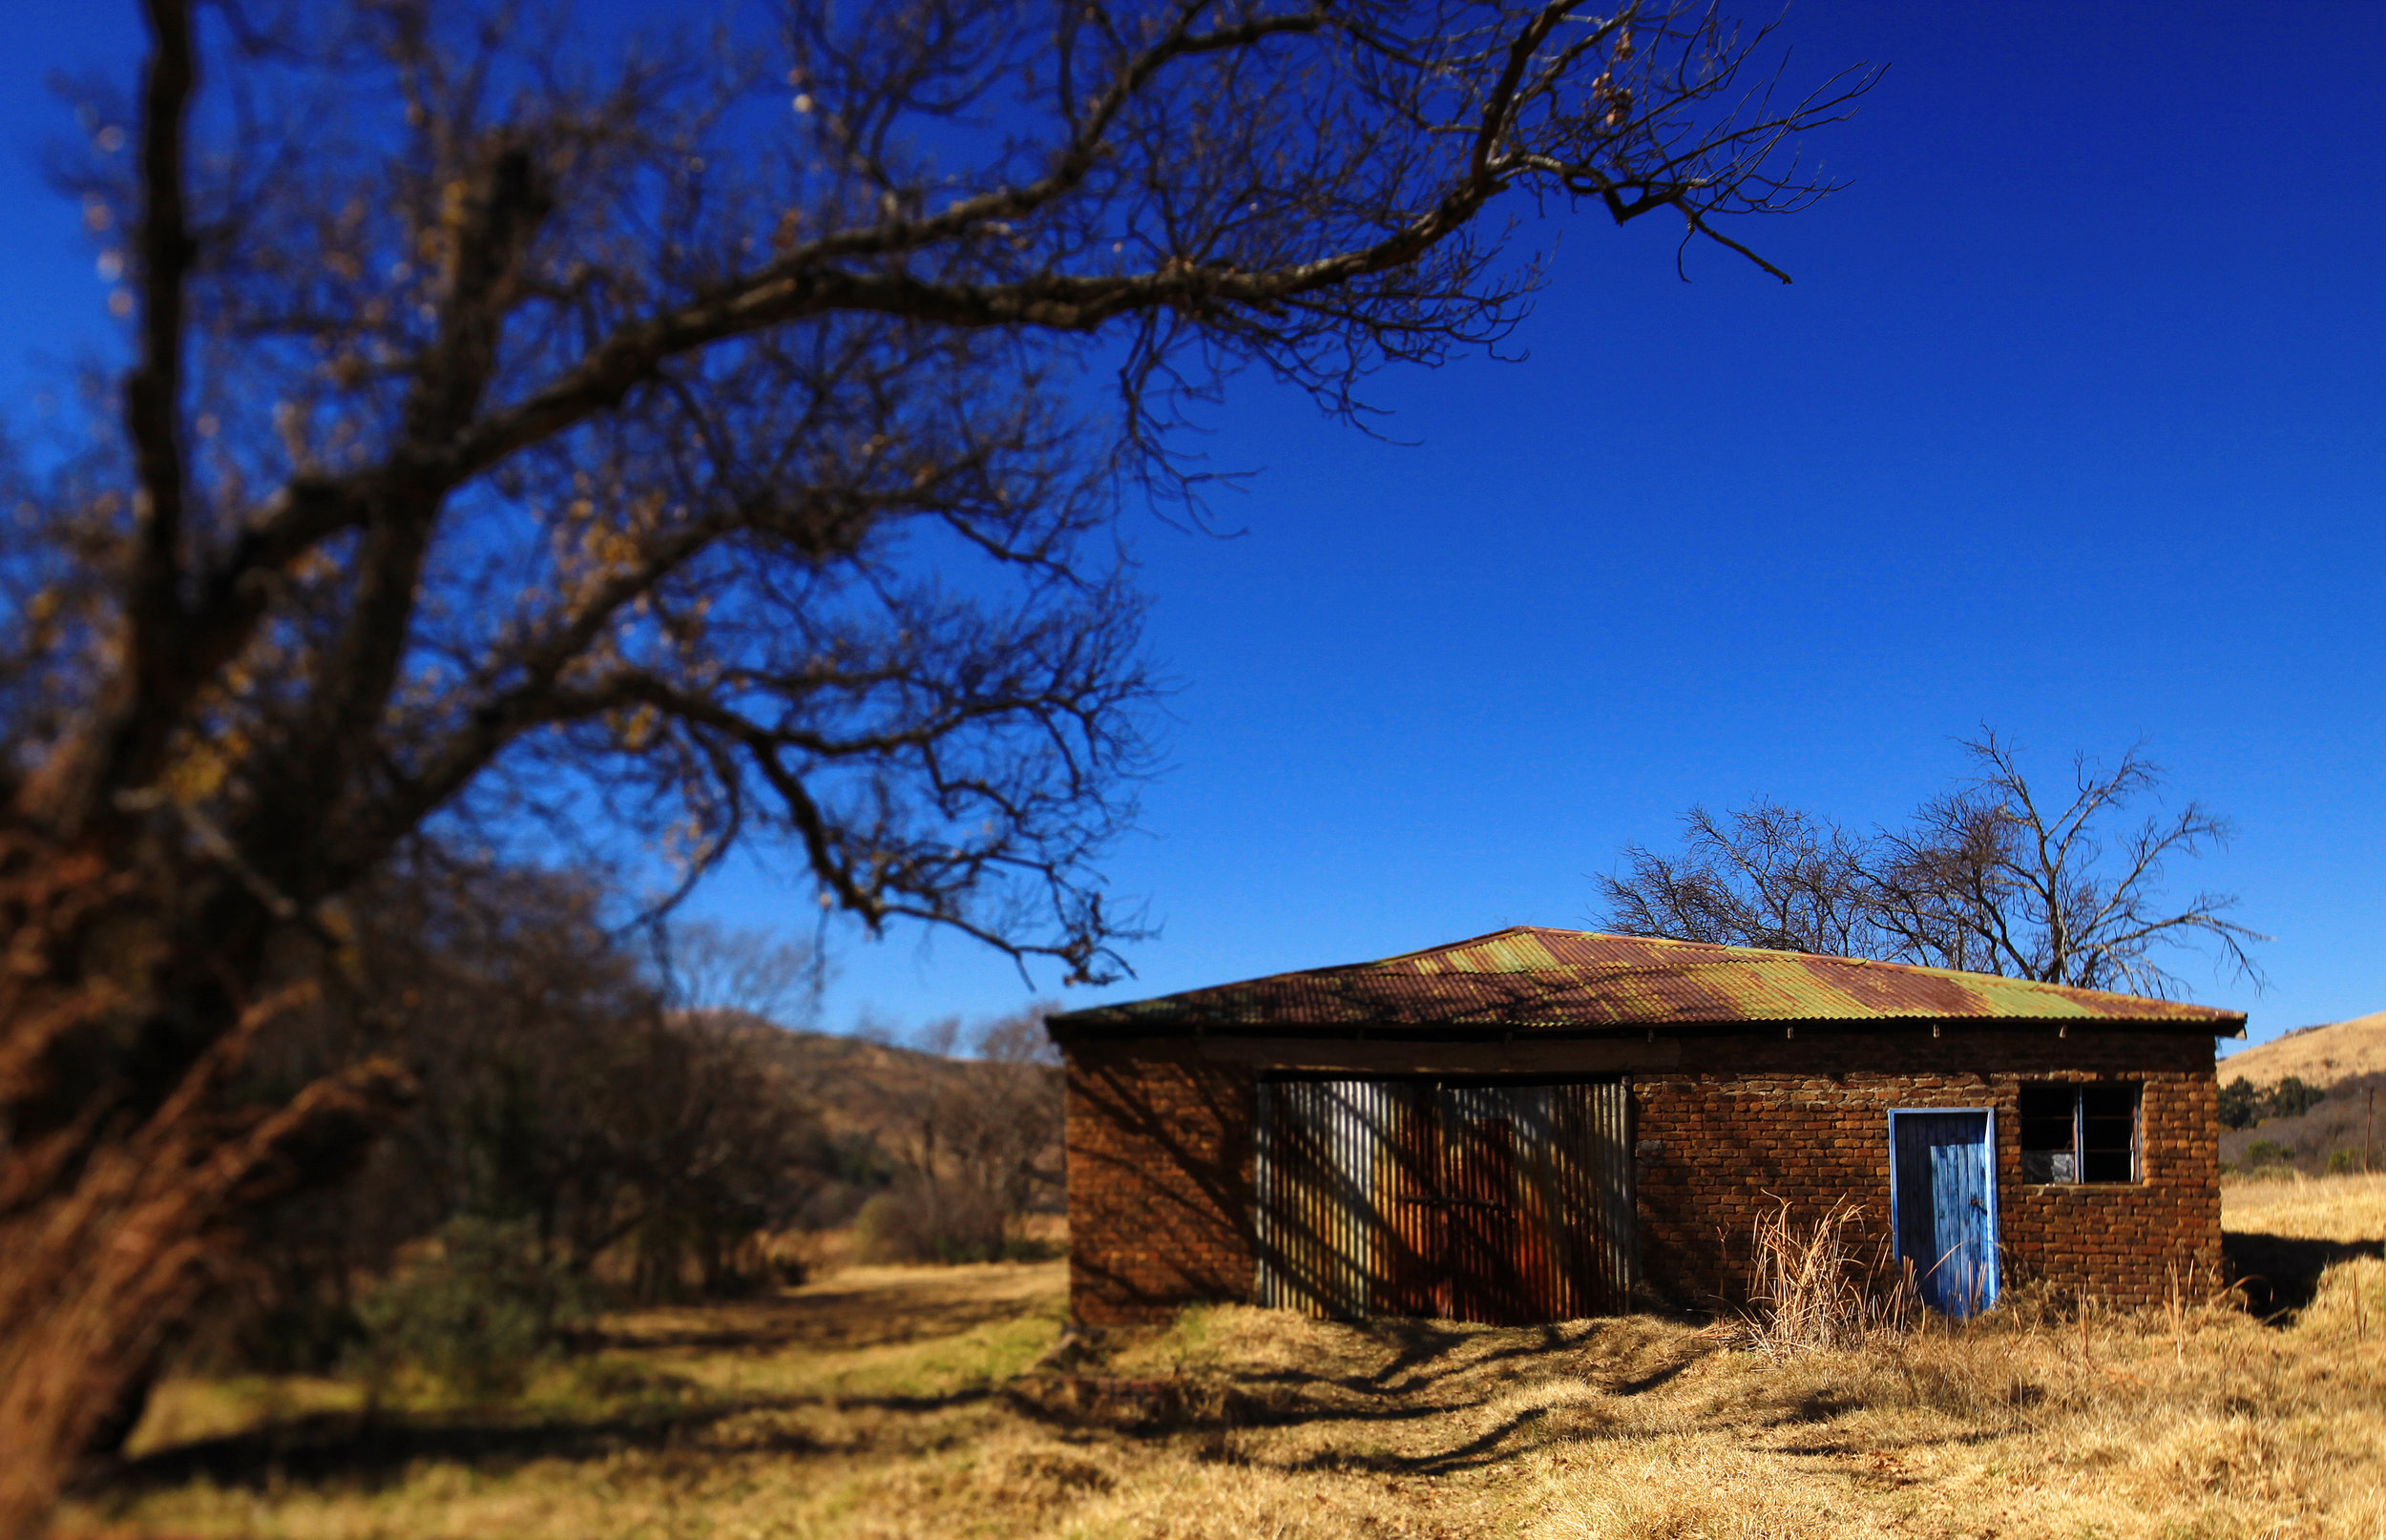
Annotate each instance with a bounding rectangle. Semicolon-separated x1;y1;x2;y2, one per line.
692;1013;1054;1139
726;1019;982;1141
2214;1010;2385;1176
2219;1010;2386;1090
693;1014;1066;1228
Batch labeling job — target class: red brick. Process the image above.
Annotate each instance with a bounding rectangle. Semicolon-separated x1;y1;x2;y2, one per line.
1062;1028;2221;1321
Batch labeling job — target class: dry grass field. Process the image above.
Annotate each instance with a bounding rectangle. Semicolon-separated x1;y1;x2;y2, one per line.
60;1176;2386;1540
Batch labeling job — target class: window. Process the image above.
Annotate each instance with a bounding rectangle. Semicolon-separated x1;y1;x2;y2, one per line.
2018;1084;2139;1184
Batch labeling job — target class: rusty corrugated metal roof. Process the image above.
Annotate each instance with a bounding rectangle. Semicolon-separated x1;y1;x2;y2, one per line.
1050;927;2247;1033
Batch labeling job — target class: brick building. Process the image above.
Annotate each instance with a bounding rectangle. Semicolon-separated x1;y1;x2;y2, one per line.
1047;927;2242;1326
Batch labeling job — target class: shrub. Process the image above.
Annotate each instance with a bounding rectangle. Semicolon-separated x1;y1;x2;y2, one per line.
852;1181;1010;1264
2243;1139;2292;1170
2223;1074;2333;1132
351;1217;598;1397
244;1294;368;1375
2270;1075;2327;1120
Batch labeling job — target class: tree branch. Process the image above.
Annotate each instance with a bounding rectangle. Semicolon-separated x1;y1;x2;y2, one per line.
70;0;201;830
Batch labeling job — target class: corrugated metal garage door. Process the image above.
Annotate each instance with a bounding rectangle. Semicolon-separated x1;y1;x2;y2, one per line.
1254;1078;1634;1323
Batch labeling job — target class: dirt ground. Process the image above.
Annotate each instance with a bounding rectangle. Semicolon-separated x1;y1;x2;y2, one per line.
58;1174;2386;1540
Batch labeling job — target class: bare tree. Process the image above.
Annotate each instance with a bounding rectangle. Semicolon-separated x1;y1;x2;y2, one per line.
1596;734;2265;995
1868;733;2265;996
1596;799;1878;956
947;1006;1067;1238
211;863;828;1384
657;917;821;1027
860;1005;1064;1261
0;0;1870;1525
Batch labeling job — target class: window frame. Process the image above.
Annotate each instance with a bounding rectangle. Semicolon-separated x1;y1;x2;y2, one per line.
2017;1082;2142;1186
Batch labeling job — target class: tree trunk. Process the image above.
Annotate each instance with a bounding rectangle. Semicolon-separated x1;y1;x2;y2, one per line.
0;972;412;1537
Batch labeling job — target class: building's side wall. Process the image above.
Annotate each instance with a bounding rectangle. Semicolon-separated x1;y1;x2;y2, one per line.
1634;1029;2220;1311
1063;1038;1257;1325
1061;1027;2221;1323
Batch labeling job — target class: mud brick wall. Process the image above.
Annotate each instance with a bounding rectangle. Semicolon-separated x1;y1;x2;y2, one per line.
1063;1027;2221;1322
1063;1038;1257;1324
1633;1028;2221;1311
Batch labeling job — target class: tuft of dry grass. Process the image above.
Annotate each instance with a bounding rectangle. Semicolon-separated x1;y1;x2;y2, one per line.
57;1177;2386;1540
1732;1197;1918;1359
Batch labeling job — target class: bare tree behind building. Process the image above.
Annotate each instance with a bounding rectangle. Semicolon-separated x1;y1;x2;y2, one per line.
1596;734;2265;996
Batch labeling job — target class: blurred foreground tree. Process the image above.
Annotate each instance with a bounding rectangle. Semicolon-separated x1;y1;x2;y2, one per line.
86;863;833;1450
0;0;1868;1524
1597;734;2265;995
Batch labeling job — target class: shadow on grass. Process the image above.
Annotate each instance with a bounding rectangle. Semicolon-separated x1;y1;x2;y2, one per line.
1281;1404;1560;1477
1012;1315;1715;1482
1224;1330;1583;1402
1219;1315;1698;1403
90;1279;1737;1503
2224;1231;2386;1320
80;1266;1067;1503
85;1383;1000;1499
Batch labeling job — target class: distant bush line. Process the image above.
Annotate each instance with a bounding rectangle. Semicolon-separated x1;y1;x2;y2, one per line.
2219;1075;2328;1131
2218;1071;2382;1177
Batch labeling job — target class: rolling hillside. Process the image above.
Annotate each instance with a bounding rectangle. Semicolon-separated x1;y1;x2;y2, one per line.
708;1016;1066;1231
2219;1010;2386;1089
2216;1010;2385;1175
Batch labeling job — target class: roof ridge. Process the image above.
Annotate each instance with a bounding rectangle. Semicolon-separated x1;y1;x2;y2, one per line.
1353;925;1780;969
1045;928;2247;1032
1351;925;1562;968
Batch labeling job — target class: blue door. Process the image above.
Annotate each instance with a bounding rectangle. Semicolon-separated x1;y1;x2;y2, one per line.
1891;1111;1999;1317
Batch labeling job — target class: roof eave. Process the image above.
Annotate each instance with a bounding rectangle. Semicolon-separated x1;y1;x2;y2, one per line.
1046;1011;2249;1040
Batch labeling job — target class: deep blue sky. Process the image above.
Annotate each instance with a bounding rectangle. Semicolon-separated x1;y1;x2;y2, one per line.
6;3;2380;1051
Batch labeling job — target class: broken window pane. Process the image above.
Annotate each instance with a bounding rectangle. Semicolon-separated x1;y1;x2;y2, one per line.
2080;1085;2138;1183
2018;1084;2076;1183
2016;1083;2139;1185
